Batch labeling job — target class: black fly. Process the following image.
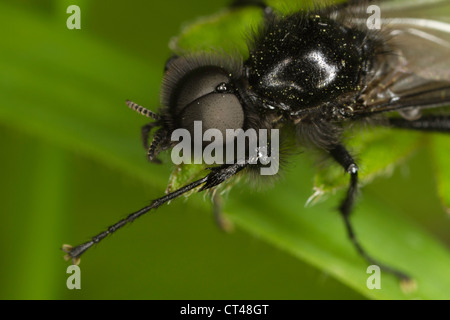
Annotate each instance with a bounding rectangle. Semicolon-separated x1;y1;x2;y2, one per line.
63;0;450;283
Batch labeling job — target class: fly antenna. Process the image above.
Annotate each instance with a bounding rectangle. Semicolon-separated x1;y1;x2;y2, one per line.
126;100;161;120
62;175;209;264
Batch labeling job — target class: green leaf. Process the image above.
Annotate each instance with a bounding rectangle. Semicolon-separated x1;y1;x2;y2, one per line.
167;163;208;195
172;7;263;58
1;0;449;300
431;135;450;215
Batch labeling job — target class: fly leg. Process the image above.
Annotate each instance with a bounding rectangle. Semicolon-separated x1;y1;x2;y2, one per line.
146;129;167;163
142;122;158;149
329;144;412;282
141;124;165;164
126;99;164;163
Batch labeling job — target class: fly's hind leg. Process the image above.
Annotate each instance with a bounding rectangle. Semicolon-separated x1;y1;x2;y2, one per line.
328;143;414;286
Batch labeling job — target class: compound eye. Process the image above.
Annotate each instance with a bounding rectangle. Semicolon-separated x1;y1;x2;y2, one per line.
180;93;244;136
173;66;232;114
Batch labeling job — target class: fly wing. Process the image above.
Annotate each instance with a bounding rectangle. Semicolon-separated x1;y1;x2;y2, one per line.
341;0;450;117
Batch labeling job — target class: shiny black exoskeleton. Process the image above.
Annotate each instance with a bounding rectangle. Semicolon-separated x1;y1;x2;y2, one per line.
245;14;374;115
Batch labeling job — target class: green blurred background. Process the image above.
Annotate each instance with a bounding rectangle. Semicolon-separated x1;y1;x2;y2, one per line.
0;0;449;300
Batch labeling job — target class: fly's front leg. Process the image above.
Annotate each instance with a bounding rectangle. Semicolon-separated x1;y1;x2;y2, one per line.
142;122;157;149
328;144;412;283
126;100;163;164
142;124;164;164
